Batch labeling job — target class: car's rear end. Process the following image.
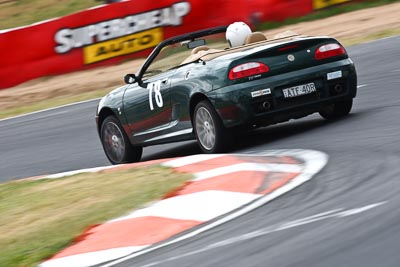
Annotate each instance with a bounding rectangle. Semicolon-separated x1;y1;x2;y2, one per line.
208;36;357;128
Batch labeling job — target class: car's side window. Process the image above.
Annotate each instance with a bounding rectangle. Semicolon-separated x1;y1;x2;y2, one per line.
143;43;193;79
143;46;176;79
142;63;164;80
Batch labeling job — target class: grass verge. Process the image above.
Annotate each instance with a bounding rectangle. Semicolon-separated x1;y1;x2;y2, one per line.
0;166;191;267
0;87;112;119
0;0;99;30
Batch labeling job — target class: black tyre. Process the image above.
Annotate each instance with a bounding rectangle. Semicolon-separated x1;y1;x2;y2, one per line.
100;116;142;164
193;100;232;153
319;99;353;120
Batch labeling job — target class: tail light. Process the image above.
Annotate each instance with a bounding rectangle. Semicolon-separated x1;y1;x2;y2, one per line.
315;43;346;60
277;44;299;52
228;62;269;80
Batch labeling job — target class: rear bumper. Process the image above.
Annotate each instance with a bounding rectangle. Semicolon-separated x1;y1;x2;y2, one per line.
208;59;357;128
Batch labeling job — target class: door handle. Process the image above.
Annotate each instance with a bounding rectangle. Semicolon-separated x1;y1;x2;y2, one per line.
161;78;169;84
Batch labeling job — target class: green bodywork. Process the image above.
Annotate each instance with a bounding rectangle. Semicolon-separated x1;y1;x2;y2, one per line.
96;27;357;147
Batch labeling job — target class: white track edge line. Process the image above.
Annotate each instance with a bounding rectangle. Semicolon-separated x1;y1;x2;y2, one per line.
162;154;226;168
0;97;101;122
193;163;303;181
39;246;149;267
44;165;116;179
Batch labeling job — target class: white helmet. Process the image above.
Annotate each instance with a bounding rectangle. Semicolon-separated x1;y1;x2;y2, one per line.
226;22;252;48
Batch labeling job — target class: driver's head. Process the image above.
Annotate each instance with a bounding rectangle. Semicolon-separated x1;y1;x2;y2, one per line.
226;22;252;48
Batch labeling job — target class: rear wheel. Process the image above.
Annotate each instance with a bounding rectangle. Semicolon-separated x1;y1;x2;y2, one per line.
319;99;353;120
100;116;142;164
194;100;232;153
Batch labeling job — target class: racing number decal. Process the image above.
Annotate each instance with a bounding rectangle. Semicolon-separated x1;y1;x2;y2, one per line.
147;80;164;110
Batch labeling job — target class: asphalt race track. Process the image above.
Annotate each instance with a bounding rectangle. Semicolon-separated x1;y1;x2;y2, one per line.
1;36;400;266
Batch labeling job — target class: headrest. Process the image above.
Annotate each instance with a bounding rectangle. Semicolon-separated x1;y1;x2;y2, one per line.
191;45;210;55
244;32;267;44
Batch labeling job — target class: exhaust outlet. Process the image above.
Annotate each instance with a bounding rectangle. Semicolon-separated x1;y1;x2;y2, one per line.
262;101;271;110
334;84;343;93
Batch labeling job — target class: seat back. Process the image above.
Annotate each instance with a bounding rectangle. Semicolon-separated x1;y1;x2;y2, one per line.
191;45;210;55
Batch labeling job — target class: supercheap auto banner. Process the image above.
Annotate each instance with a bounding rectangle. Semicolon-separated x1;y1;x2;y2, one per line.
0;0;316;89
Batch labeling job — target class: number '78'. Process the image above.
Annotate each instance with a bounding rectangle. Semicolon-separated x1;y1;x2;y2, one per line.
147;80;164;110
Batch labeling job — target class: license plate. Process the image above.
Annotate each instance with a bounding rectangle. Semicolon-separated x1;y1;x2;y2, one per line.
282;82;316;98
327;70;342;80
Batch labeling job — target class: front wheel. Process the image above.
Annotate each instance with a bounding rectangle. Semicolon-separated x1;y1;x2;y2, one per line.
193;100;232;153
100;116;142;164
319;99;353;120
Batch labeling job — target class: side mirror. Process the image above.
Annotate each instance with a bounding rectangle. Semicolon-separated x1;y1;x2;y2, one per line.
186;39;206;49
124;74;138;84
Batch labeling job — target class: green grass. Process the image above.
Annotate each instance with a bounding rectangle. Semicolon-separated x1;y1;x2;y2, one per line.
0;0;100;30
0;166;191;267
256;0;400;31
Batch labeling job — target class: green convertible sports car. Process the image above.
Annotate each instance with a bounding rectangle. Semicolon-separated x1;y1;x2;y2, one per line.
96;26;357;164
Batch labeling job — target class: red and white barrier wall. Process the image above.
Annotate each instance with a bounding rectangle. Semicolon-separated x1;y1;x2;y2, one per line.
0;0;352;89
